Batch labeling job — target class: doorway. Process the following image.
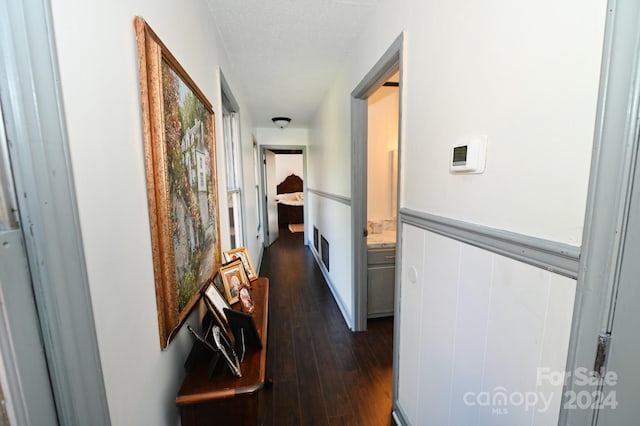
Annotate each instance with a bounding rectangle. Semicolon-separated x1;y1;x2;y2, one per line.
595;131;640;424
560;1;640;424
260;146;307;247
0;0;110;422
0;104;59;425
365;73;399;320
351;34;403;332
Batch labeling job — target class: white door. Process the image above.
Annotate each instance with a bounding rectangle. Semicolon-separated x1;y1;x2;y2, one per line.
265;150;279;245
0;113;58;424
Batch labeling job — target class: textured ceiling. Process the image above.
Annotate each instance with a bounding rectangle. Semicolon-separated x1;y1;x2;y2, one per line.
207;0;379;128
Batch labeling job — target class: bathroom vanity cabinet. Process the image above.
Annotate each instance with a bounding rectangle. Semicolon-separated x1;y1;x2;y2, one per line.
367;246;396;318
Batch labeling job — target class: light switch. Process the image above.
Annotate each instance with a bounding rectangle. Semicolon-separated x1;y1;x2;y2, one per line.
408;265;418;284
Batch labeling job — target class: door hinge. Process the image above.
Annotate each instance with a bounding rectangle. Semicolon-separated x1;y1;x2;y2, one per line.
594;332;612;377
363;228;368;237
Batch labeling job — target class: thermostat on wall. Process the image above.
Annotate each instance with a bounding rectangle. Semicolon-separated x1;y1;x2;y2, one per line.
450;136;487;173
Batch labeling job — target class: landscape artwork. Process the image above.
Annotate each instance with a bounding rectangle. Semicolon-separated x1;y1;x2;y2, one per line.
161;61;220;312
135;17;221;348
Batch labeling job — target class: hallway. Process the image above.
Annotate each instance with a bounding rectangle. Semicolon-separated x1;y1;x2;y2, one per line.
260;228;394;425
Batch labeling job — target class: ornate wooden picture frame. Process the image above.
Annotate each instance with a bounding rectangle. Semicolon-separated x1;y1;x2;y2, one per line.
134;17;222;348
223;246;258;281
219;259;250;305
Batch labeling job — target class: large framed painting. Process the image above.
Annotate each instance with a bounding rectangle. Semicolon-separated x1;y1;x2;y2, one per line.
134;17;222;348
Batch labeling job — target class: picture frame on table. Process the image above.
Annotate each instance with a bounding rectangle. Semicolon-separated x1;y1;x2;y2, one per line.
212;272;225;296
223;308;262;350
238;285;255;314
202;307;234;362
210;325;242;377
202;277;231;328
223;246;258;281
219;259;250;305
134;17;222;349
186;323;241;378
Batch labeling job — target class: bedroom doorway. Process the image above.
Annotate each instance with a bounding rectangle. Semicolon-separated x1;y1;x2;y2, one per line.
259;146;307;247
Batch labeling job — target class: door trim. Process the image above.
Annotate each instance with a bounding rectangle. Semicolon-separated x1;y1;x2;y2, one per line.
561;0;640;424
351;33;404;332
0;0;110;423
259;145;308;246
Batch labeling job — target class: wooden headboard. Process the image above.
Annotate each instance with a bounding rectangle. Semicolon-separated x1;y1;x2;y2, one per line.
277;174;303;194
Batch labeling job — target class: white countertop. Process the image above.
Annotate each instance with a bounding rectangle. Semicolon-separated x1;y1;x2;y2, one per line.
367;230;397;249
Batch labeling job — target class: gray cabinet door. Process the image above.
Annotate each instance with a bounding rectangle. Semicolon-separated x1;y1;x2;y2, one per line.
367;264;395;318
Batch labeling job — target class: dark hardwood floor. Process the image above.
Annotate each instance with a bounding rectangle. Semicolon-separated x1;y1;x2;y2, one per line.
259;227;394;426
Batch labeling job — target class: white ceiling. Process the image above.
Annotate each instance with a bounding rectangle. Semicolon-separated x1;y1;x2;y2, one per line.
206;0;379;128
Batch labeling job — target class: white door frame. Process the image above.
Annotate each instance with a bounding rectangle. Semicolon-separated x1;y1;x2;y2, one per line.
263;149;279;245
259;145;308;246
561;0;640;423
350;33;404;332
0;102;59;426
0;0;110;423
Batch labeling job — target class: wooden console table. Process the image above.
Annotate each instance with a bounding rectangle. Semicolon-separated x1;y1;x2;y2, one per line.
176;277;269;426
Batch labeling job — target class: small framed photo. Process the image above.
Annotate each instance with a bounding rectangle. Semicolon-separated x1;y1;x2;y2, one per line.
238;285;255;314
202;277;231;327
223;246;258;281
219;259;250;305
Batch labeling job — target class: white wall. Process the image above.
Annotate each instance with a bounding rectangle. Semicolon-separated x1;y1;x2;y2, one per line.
49;0;259;424
361;0;606;246
307;70;353;327
368;85;399;220
275;154;303;187
256;127;309;148
308;71;351;197
308;0;607;423
307;193;353;325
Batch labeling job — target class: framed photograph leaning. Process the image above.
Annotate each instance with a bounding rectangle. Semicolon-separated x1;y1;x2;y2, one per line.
223;246;258;281
238;285;255;314
219;259;250;305
134;17;222;348
202;277;231;328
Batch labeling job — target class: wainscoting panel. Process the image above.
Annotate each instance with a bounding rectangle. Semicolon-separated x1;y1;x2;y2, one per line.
396;225;426;424
394;224;576;425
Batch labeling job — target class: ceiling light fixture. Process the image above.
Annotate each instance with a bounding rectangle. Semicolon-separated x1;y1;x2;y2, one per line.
272;117;291;129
